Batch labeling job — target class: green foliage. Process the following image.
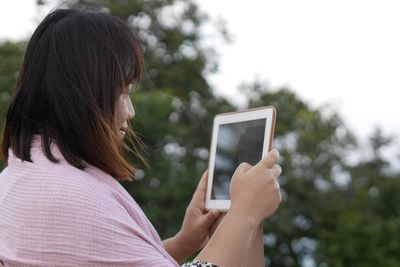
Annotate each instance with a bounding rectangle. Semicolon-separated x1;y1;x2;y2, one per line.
0;41;25;125
0;41;25;168
241;82;354;266
315;131;400;267
241;81;400;266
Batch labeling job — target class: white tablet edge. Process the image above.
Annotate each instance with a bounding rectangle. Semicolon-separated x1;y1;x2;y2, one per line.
205;106;276;211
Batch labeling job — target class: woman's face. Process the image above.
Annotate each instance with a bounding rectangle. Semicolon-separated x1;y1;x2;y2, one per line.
115;85;135;139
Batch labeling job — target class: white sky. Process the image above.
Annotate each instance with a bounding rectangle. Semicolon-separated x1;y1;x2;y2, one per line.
198;1;400;141
1;0;399;159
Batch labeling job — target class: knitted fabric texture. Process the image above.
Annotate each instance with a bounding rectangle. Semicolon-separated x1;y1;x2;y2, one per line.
0;139;179;266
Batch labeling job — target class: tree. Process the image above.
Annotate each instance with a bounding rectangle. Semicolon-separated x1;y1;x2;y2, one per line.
0;41;25;168
241;81;357;266
241;81;400;267
0;41;25;125
316;129;400;267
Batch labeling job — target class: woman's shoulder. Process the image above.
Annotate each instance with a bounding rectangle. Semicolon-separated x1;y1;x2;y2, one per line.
1;148;175;266
2;144;155;239
5;143;133;214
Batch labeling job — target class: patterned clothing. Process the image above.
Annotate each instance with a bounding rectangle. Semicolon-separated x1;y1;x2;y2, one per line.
182;260;219;267
0;139;217;266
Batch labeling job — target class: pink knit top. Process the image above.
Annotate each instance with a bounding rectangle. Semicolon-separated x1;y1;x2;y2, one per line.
0;139;179;266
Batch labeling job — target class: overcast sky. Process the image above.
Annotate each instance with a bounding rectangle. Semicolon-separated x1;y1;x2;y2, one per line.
1;0;399;159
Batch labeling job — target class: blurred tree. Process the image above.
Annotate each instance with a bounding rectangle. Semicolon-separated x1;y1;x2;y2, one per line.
241;81;400;267
241;81;356;266
0;41;25;168
315;129;400;267
0;42;25;124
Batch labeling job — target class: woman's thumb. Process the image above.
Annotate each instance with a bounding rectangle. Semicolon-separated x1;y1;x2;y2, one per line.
203;210;220;225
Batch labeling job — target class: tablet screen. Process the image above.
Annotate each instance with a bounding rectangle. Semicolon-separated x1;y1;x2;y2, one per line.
211;118;266;200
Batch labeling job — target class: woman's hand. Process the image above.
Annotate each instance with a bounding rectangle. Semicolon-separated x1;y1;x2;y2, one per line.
163;171;221;263
195;150;282;267
230;149;282;224
178;170;221;252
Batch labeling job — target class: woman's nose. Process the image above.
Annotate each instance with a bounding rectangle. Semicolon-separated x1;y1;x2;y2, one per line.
126;97;135;120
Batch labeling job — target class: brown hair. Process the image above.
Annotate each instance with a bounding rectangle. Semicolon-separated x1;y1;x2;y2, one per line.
1;9;143;181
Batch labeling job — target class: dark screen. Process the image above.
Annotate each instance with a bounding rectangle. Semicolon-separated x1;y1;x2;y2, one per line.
211;118;266;200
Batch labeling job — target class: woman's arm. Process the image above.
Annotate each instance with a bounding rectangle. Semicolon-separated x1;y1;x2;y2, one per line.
207;216;265;267
163;235;194;264
241;224;265;267
196;211;258;266
163;171;221;263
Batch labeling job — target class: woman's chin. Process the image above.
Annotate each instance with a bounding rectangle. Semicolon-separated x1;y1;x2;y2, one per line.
119;130;126;139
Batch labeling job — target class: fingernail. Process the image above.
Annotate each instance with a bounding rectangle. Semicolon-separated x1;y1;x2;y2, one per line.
271;149;279;158
211;210;220;217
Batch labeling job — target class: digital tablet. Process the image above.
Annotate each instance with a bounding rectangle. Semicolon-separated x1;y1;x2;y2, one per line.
205;106;276;211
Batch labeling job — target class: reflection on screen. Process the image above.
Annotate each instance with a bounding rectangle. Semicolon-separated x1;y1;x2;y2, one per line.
211;118;266;200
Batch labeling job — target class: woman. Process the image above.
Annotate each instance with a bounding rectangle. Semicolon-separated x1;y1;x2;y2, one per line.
0;9;282;267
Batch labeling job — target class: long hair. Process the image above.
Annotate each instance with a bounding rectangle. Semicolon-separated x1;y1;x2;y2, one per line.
1;9;143;181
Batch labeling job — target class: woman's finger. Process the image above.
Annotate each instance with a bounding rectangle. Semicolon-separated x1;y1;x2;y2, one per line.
233;162;252;177
270;164;282;179
192;170;209;203
254;149;279;171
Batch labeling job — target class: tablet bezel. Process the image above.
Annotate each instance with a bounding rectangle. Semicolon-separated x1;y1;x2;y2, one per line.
205;106;276;211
